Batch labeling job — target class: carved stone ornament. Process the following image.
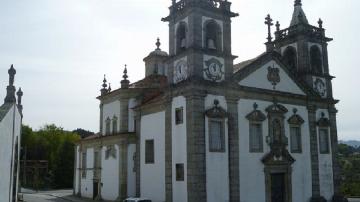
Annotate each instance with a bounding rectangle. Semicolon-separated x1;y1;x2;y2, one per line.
267;65;280;90
205;99;228;118
287;108;304;125
204;57;224;82
105;145;116;160
246;103;266;122
265;102;288;115
317;112;330;127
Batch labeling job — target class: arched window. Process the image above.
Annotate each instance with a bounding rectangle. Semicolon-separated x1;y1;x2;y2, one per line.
310;46;323;74
105;117;111;135
282;46;297;73
176;22;187;53
204;20;222;51
112;116;118;134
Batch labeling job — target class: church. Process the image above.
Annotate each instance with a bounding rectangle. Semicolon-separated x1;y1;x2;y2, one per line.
74;0;347;201
0;65;23;202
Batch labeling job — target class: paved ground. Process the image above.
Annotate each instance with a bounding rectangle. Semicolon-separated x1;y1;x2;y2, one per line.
21;189;92;202
349;199;360;202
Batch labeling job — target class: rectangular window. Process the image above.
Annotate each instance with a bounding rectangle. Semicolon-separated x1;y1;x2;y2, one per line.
94;151;100;168
209;120;225;152
249;123;263;152
319;128;330;154
175;107;184;125
105;120;111;135
81;152;87;178
290;126;302;153
176;163;184;181
112;119;118;134
145;140;155;164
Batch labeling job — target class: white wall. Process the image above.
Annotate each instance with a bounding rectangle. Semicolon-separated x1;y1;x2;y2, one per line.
127;144;136;197
316;109;334;200
101;145;119;200
102;100;121;135
204;95;229;202
238;99;312;202
171;96;187;202
0;104;21;202
140;111;166;202
80;148;94;199
239;60;305;95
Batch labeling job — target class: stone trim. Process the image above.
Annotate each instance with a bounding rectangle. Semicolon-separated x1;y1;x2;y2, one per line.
186;94;207;202
165;101;173;202
226;98;240;202
246;103;266;122
207;117;226;153
317;112;330;127
307;104;321;198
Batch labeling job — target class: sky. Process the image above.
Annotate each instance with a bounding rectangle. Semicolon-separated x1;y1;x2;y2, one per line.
0;0;359;140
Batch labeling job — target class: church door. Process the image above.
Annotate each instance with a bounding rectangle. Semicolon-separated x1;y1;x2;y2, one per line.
93;182;99;200
271;173;286;202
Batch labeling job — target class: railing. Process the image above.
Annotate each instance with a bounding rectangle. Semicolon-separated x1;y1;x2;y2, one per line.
275;24;325;40
172;0;228;12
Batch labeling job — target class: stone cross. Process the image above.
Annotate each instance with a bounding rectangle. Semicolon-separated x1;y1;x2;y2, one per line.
265;14;274;43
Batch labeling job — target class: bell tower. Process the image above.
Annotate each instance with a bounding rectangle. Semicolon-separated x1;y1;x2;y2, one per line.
162;0;238;84
273;0;333;99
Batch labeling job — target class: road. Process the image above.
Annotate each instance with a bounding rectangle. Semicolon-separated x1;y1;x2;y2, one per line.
22;190;74;202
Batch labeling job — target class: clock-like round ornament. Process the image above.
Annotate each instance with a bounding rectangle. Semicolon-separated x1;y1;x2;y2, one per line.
174;60;188;83
204;58;224;82
314;78;326;97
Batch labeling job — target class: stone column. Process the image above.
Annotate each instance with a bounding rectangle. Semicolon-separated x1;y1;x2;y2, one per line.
328;107;347;202
226;97;240;202
99;103;104;135
117;141;128;201
308;105;324;202
186;93;206;202
120;98;129;133
165;98;173;202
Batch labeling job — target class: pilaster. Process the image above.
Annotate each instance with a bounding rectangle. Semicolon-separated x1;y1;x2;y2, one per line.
226;96;240;202
117;141;129;201
165;97;173;202
185;92;206;202
134;110;141;197
120;98;129;133
307;104;323;201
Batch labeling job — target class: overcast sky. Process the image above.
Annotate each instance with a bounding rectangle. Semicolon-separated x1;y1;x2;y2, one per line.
0;0;359;140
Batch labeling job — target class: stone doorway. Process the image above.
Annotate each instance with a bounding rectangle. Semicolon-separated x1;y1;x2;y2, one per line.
271;173;286;202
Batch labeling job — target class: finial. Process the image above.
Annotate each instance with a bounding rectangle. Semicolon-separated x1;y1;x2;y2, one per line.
214;99;219;106
294;0;302;6
253;103;258;110
17;88;23;104
102;74;107;89
276;21;280;32
321;112;325;118
293;108;298;114
265;14;274;43
121;65;130;89
172;0;176;5
108;83;112;92
318;18;323;28
16;88;23;117
123;65;128;80
8;64;16;86
156;38;161;50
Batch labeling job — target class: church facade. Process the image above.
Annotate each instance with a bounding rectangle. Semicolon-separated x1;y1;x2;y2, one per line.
0;65;23;202
74;0;346;202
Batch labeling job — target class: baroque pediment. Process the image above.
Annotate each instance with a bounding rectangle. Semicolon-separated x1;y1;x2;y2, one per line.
262;149;295;165
205;99;228;118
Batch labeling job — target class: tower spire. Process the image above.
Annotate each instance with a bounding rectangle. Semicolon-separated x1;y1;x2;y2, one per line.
4;64;17;104
290;0;309;26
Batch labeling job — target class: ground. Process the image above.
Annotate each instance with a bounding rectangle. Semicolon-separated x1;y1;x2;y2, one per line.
22;189;91;202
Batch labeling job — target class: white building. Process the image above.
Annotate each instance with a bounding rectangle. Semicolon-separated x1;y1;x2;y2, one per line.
75;1;347;202
0;65;23;202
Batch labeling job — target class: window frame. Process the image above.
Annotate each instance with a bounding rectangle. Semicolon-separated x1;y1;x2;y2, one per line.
175;107;184;125
289;125;302;153
319;127;330;154
145;139;155;164
249;121;264;153
105;117;111;135
81;152;87;178
208;118;226;153
175;163;185;181
112;116;118;134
